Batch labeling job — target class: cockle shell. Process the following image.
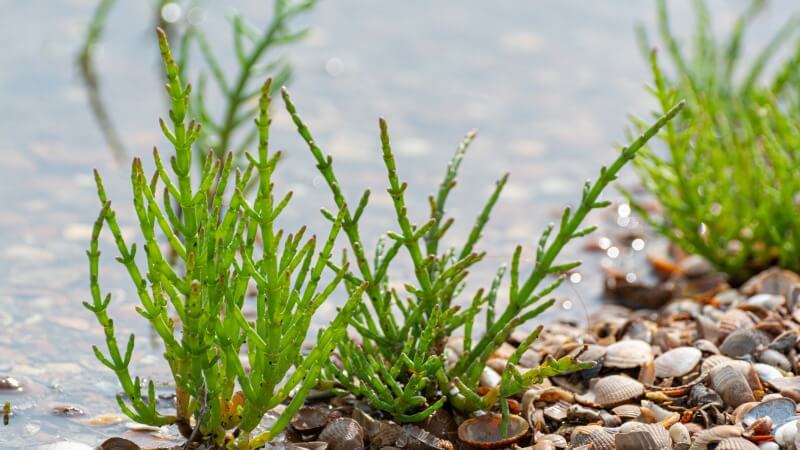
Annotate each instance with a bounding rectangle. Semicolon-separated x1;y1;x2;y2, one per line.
570;425;615;450
612;404;641;420
654;346;702;378
715;437;759;450
710;364;755;408
701;354;732;373
688;425;743;450
614;422;671;450
318;418;364;450
718;309;755;340
578;375;644;408
604;339;653;368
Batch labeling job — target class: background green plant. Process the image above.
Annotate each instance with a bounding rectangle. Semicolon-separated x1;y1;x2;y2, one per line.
78;0;314;167
625;0;800;283
281;87;683;424
85;30;359;449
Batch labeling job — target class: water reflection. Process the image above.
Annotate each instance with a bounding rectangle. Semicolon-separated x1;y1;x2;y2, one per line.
1;0;798;446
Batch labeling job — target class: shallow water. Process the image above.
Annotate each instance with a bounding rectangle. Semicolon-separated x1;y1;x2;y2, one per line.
0;0;795;447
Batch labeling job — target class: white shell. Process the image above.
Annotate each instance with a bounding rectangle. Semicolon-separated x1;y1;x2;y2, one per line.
654;346;702;378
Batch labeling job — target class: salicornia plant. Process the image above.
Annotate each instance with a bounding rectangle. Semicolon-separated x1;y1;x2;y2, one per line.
85;30;361;449
78;0;314;168
281;87;683;423
625;0;800;283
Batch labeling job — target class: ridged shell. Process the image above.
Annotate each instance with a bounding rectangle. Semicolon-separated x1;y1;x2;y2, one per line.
583;375;644;408
719;328;768;358
709;364;755;408
611;404;641;420
604;339;653;368
570;425;615;450
318;418;364;450
701;354;732;373
542;400;570;421
654;346;702;378
718;309;754;340
457;413;528;449
715;437;759;450
688;425;743;450
614;422;671;450
741;267;800;297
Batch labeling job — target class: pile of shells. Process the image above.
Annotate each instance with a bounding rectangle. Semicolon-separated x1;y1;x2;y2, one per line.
285;263;800;449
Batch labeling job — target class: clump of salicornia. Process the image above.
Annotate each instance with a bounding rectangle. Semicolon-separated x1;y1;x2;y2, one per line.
624;0;800;283
78;0;314;167
85;29;360;449
281;86;683;427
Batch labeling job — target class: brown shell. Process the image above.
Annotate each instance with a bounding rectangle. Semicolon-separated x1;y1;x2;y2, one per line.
614;422;671;450
701;354;732;373
581;375;644;408
719;328;769;358
570;425;615;450
654;346;702;378
604;339;654;368
291;406;330;434
709;364;755;408
611;404;642;420
718;309;755;340
688;425;743;450
318;417;364;450
715;437;759;450
741;267;800;297
457;413;528;449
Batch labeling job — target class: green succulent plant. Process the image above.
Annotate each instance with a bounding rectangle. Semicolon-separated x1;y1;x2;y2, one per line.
281;87;683;424
625;0;800;283
85;30;359;449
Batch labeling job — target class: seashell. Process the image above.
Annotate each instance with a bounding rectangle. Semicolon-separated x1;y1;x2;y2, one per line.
543;400;570;421
690;383;723;407
767;377;800;402
769;330;798;353
395;424;454;450
670;422;691;450
719;328;769;358
566;404;601;423
710;364;755;408
604;339;654;368
529;441;556;450
612;404;642;420
291;406;330;435
578;375;644;408
732;402;760;424
287;443;328;450
457;413;528;449
480;367;502;388
86;413;129;426
614;422;671;450
694;339;720;354
754;363;784;383
688;425;743;450
639;361;656;385
318;417;364;450
757;349;791;371
422;408;458;442
775;419;800;447
742;397;796;432
654;346;702;378
743;417;773;441
570;425;615;450
741;267;800;297
718;309;755;340
678;254;712;277
759;442;780;450
486;358;507;374
97;438;141;450
536;433;567;448
715;437;759;450
748;293;785;310
702;354;732;373
519;349;541;368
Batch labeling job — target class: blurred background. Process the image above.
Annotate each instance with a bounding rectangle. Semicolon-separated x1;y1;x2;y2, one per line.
0;0;796;446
